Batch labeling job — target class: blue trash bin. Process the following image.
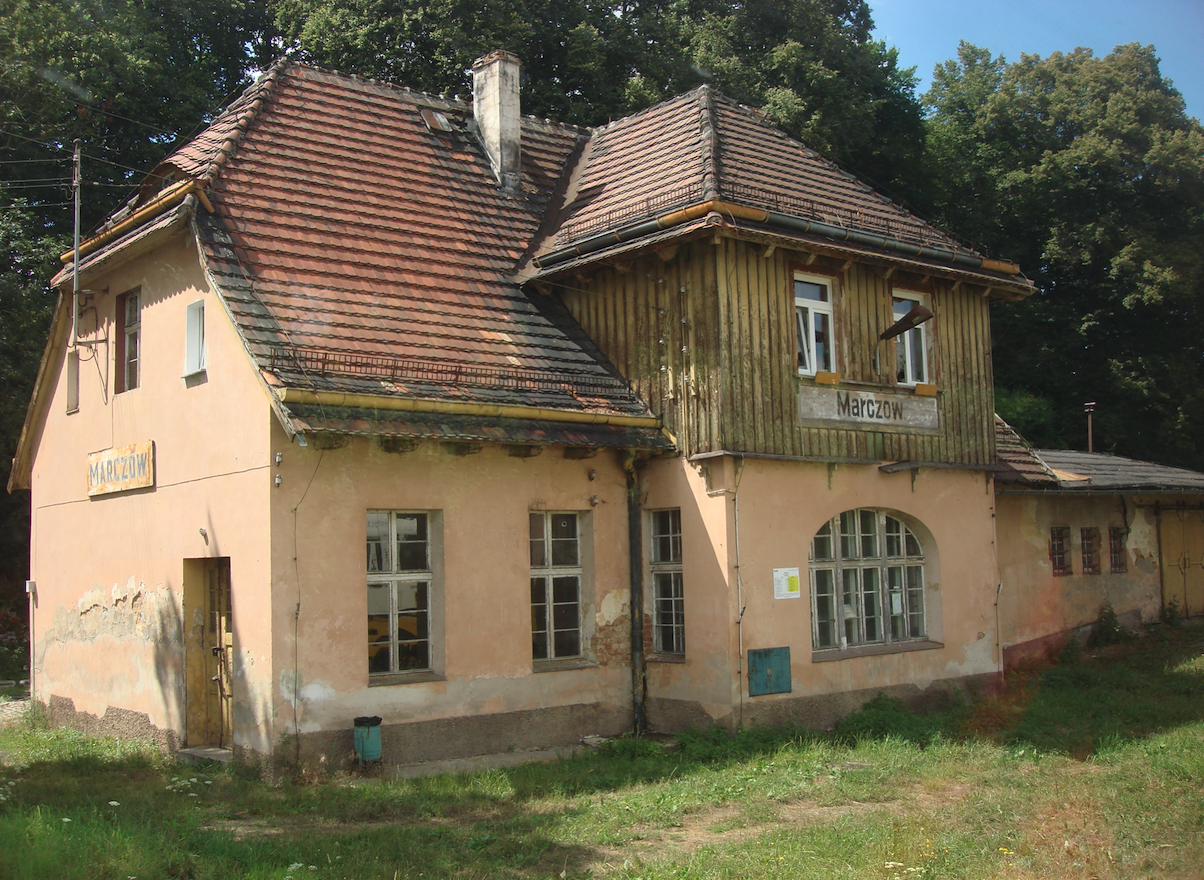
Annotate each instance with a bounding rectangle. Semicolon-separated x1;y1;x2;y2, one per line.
353;715;382;764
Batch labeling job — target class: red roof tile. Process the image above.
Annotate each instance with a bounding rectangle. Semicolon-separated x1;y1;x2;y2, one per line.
190;64;652;419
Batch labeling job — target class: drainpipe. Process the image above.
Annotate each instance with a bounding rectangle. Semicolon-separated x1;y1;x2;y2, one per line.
623;450;646;734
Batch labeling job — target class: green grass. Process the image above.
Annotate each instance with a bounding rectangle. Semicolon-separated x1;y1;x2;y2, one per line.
1;625;1203;879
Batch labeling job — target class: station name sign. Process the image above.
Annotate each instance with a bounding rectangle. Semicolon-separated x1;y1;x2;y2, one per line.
799;385;938;431
87;441;155;497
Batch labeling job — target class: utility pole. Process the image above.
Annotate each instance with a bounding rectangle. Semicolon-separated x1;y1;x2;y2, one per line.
71;138;81;347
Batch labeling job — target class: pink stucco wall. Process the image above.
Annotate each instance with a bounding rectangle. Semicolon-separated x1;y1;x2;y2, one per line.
27;233;275;747
641;455;1002;728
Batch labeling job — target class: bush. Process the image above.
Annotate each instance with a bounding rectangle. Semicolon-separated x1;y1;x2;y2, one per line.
1088;602;1132;647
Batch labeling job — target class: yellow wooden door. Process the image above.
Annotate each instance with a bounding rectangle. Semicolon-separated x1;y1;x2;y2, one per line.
203;558;233;747
1185;511;1204;618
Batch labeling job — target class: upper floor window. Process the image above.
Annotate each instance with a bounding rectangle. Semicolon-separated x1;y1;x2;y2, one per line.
892;292;929;386
795;274;834;376
115;289;140;393
810;509;927;652
182;300;206;377
368;511;435;676
650;508;684;655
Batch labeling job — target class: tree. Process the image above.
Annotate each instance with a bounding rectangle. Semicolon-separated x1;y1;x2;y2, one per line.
273;0;927;200
924;43;1204;465
0;0;279;610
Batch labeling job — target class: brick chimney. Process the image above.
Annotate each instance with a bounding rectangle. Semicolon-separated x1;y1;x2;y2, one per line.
472;50;522;192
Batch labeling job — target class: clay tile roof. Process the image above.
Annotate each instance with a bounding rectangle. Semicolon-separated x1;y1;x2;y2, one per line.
994;415;1059;486
532;86;995;276
188;64;656;423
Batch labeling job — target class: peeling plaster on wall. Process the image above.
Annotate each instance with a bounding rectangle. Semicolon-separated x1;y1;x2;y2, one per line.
597;590;626;626
38;579;185;729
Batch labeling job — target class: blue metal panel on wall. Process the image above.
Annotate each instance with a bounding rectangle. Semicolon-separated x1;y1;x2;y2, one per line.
747;647;791;696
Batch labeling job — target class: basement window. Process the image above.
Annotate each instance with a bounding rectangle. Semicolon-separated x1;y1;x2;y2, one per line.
1081;527;1101;575
1049;526;1072;576
1109;526;1127;573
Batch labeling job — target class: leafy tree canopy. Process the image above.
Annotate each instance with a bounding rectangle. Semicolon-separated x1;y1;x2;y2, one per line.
272;0;925;197
924;42;1204;465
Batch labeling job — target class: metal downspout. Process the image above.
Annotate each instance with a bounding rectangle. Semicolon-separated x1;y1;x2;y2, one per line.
624;451;646;734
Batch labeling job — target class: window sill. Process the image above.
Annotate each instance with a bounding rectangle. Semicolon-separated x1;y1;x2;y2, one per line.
648;653;686;664
181;368;206;380
368;671;444;686
533;658;597;673
811;639;943;663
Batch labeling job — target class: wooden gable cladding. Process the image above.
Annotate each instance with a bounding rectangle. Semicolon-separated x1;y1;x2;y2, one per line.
556;236;996;466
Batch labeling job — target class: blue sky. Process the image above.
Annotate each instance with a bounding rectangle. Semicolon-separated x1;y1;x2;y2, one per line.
869;0;1202;121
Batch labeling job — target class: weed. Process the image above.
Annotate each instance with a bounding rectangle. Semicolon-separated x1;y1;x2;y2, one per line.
1162;596;1182;626
1087;601;1131;647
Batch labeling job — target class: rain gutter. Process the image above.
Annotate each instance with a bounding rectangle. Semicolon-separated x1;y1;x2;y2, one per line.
533;199;1022;276
276;388;662;429
59;178;214;265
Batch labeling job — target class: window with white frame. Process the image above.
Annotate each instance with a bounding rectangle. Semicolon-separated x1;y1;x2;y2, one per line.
530;511;584;660
183;300;206;377
367;511;433;675
810;509;927;651
892;292;929;385
795;274;834;376
650;508;684;655
116;289;141;393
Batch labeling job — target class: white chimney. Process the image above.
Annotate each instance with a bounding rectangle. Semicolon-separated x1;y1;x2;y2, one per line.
472;50;522;192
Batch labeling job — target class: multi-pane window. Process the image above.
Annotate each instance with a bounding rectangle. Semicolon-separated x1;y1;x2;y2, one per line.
367;511;432;675
1049;526;1072;576
1081;527;1101;575
795;275;834;376
531;511;583;660
650;509;684;655
116;289;141;392
810;509;926;651
1109;526;1128;573
892;293;929;385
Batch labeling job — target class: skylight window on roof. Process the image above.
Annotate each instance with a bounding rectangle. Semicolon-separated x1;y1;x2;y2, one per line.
420;108;454;133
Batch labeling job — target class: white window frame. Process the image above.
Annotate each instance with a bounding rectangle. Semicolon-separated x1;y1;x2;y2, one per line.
530;511;586;661
182;300;206;377
795;272;835;376
66;348;80;414
116;289;140;393
649;508;684;656
367;510;439;677
891;290;930;386
810;509;927;652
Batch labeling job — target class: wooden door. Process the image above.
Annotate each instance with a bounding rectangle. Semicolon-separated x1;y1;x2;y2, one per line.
1161;510;1204;618
203;558;233;747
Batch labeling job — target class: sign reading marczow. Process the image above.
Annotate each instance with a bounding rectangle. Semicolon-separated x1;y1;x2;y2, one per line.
87;441;155;497
799;385;938;431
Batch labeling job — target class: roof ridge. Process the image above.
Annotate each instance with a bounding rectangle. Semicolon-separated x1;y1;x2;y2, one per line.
199;54;294;187
697;85;719;202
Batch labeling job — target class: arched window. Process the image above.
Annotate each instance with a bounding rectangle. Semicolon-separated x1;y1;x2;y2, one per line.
810;509;926;651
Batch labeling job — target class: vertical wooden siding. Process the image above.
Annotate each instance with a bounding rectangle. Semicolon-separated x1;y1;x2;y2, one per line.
558;237;996;465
